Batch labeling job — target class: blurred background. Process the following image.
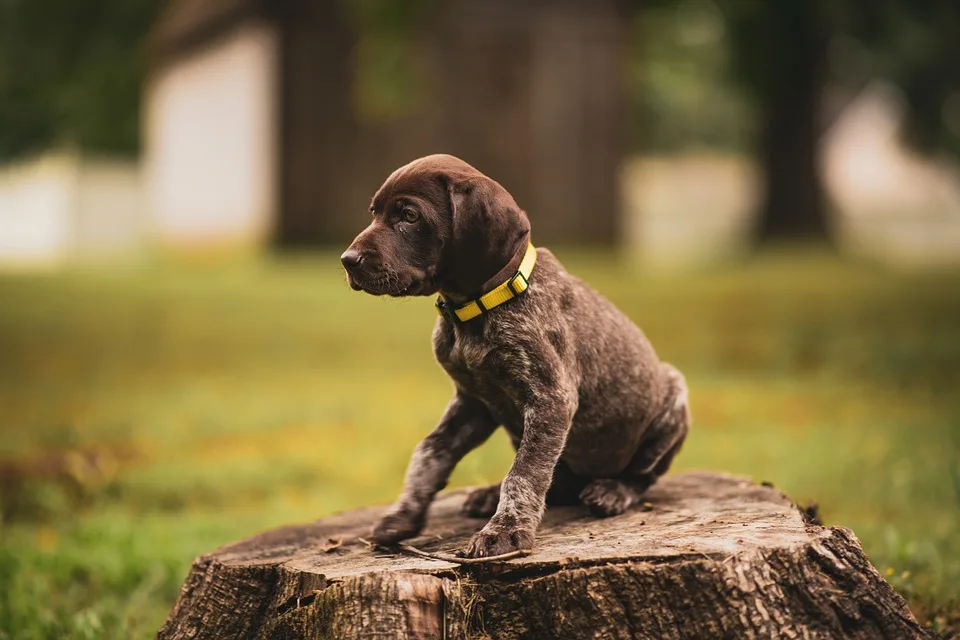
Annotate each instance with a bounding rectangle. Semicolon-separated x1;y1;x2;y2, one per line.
0;0;958;638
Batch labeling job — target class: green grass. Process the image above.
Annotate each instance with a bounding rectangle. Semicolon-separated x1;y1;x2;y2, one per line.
1;247;958;638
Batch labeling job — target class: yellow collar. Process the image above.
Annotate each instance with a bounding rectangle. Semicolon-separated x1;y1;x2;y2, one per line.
436;242;537;323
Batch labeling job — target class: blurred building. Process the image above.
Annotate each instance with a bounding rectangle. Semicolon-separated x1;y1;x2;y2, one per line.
0;151;144;268
823;82;960;268
621;82;960;269
144;0;628;250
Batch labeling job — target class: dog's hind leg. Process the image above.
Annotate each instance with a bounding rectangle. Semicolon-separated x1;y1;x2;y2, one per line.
627;363;690;487
579;363;690;517
545;459;591;506
462;483;501;518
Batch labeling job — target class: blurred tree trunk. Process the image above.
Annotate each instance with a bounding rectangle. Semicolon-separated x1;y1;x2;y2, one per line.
274;0;360;247
756;1;829;242
727;0;831;245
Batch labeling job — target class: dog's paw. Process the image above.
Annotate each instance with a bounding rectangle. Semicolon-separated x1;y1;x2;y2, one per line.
461;484;501;518
465;522;534;558
579;479;636;517
369;507;424;546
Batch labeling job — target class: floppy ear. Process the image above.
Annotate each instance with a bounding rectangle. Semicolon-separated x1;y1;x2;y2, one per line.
439;173;531;298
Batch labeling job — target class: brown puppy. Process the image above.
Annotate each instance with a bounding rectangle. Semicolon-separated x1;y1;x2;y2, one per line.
341;154;690;557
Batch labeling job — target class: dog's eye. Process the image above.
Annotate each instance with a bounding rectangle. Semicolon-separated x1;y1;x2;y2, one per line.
402;208;420;223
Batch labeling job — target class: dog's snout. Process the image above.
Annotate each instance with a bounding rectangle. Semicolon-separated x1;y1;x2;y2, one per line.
340;248;364;270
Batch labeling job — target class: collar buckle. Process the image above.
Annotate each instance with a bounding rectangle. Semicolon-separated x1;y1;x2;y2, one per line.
508;270;528;296
435;296;460;323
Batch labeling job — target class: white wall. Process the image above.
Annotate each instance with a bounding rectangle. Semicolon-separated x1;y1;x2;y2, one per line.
0;154;74;267
144;20;279;248
0;151;144;269
76;158;146;257
822;82;960;268
621;154;760;268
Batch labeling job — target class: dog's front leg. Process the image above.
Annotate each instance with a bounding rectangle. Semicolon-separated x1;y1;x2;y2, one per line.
466;394;575;557
370;392;497;546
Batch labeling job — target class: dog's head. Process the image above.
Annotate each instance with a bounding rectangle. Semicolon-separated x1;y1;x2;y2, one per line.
341;154;530;299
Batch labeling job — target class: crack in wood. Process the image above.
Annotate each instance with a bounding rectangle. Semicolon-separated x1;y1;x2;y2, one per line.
275;592;318;616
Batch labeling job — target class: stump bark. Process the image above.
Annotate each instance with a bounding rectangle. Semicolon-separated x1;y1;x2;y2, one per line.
157;472;932;639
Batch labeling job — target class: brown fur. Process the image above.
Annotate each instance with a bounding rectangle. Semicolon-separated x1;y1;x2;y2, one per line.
342;154;691;557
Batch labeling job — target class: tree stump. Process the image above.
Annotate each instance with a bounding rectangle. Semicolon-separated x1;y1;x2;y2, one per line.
157;472;932;639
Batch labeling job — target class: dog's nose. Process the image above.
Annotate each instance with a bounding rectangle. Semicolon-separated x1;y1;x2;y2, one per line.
340;248;364;270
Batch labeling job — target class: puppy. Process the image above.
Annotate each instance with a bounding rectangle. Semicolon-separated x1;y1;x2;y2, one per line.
341;154;690;557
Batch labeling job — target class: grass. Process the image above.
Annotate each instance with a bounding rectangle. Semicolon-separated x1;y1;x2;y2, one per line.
1;247;958;638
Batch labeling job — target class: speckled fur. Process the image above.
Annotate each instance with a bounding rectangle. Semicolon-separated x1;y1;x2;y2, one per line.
342;154;691;557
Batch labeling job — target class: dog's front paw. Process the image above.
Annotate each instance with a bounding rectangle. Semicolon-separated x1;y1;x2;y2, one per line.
461;484;501;518
465;521;534;558
369;507;424;546
579;479;636;517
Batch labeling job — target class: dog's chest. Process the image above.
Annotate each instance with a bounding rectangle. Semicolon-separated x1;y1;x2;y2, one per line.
433;323;523;426
435;332;495;394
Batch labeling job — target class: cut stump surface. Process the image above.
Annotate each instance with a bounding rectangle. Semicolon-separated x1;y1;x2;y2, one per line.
157;472;932;639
